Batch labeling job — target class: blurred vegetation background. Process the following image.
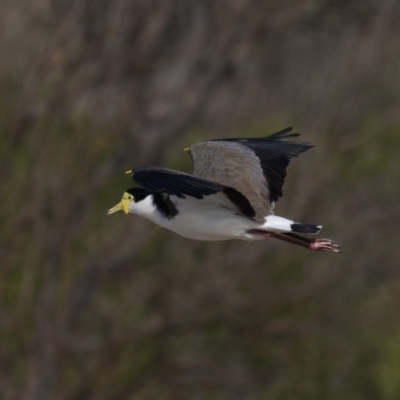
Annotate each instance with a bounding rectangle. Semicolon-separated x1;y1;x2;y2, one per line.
1;0;400;399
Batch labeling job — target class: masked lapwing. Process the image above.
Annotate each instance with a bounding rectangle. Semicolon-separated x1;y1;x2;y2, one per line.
108;128;339;252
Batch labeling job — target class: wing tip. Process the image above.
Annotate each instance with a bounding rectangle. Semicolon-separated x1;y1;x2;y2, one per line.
271;127;303;140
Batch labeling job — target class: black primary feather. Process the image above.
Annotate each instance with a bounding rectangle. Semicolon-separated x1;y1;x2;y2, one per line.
133;167;226;199
132;167;256;219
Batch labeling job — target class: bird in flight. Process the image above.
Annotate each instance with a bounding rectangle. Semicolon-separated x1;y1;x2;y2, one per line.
108;128;339;252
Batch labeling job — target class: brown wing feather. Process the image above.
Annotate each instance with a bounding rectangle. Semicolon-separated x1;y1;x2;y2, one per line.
189;141;271;221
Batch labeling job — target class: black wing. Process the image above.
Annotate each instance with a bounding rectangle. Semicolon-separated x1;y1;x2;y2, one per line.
131;166;255;218
212;127;313;203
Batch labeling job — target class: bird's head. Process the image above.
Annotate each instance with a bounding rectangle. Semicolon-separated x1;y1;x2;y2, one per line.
107;188;149;215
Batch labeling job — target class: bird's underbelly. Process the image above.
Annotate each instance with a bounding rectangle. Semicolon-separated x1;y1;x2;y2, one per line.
151;210;260;241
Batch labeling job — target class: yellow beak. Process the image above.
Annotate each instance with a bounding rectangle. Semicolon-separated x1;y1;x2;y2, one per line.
107;194;131;215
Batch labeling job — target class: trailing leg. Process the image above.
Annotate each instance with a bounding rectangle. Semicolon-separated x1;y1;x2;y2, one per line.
248;230;340;253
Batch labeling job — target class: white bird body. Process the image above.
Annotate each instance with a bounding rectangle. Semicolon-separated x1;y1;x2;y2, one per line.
128;194;261;241
127;192;306;242
108;128;339;252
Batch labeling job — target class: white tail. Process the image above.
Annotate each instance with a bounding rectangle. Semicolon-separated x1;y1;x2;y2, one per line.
261;215;322;235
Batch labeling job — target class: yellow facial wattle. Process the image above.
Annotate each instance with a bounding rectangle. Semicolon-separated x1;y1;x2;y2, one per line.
107;192;133;215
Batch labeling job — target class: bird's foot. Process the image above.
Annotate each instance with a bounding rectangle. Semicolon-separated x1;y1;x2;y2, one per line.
309;238;340;253
248;229;340;253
